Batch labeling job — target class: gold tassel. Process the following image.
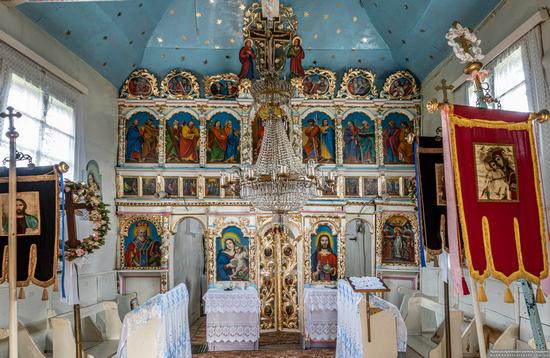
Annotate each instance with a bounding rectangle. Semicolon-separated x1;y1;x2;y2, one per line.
41;288;49;301
18;287;25;299
53;279;59;292
536;286;546;304
504;286;515;304
477;283;488;302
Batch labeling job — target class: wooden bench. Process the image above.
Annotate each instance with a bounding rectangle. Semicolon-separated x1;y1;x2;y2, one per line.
49;301;122;358
404;295;465;357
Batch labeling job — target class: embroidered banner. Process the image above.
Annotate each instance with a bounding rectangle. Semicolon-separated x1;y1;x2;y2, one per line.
0;166;60;294
449;104;548;301
417;136;446;255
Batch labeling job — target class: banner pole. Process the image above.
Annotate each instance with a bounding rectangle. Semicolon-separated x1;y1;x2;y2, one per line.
469;276;487;358
1;107;22;358
520;280;547;350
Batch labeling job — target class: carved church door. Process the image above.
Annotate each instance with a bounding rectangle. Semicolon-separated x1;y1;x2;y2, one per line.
258;226;300;332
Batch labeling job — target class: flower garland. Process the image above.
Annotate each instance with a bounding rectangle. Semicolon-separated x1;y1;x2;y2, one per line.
445;22;484;64
63;181;110;261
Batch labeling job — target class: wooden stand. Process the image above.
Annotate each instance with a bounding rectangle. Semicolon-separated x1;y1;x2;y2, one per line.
346;277;391;342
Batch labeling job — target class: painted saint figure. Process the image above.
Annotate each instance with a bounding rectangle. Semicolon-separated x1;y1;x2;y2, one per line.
140;119;159;161
287;37;305;77
311;234;338;281
303;118;320;161
179;120;199;162
2;199;39;235
398;122;414;164
166;119;181;161
319;118;335;163
208;120;228;162
344;121;361;163
126;119;143;161
125;222;161;268
224;121;240;163
358;120;375;163
239;39;256;80
383;120;401;163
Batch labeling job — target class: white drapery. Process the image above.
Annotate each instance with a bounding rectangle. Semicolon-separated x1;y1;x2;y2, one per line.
0;40;83;178
117;283;192;358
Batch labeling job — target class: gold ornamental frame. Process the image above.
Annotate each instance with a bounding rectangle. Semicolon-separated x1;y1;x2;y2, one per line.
294;67;336;100
160;69;200;99
381;70;420;100
338;68;378;99
375;212;419;268
204;73;240;99
118;214;168;270
304;219;344;284
206;217;257;284
120;69;160;99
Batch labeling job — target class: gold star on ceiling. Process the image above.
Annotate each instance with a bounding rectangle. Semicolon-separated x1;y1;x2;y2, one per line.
181;34;187;41
216;18;223;25
304;11;310;17
229;38;236;44
336;2;342;8
323;14;329;20
239;3;246;11
336;28;341;34
313;33;318;39
204;39;210;45
169;9;176;16
352;16;358;22
196;12;202;17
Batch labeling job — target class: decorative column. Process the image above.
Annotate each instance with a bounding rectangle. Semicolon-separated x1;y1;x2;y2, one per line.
198;105;208;166
117;109;126;166
158;110;166;166
240;104;253;165
334;105;344;165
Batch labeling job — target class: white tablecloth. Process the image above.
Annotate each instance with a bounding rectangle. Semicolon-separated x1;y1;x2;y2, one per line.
304;287;338;341
336;279;407;357
203;287;260;351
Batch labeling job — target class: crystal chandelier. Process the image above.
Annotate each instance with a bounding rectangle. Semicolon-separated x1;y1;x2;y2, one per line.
221;74;336;215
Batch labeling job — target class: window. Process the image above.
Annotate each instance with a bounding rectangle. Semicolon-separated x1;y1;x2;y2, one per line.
0;73;75;178
468;46;530;112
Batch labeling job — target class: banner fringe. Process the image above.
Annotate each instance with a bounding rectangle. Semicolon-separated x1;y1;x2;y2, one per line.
41;288;49;301
536;285;546;304
18;287;25;299
478;283;488;302
504;286;515;303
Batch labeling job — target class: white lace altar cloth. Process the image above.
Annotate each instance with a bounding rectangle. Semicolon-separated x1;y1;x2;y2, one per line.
117;283;191;358
304;287;338;341
203;287;260;349
348;276;386;290
335;279;407;358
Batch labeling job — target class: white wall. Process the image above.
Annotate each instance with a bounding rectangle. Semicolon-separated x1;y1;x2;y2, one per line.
0;2;118;353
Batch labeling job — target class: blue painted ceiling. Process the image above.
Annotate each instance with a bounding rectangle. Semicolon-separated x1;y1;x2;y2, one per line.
17;0;500;88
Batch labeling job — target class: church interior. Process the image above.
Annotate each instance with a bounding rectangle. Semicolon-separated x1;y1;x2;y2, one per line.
1;0;550;357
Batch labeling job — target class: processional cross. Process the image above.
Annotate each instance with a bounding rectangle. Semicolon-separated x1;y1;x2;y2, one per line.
435;79;454;103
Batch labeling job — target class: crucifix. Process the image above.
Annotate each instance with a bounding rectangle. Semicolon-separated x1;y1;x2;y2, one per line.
248;12;293;73
435;79;454;103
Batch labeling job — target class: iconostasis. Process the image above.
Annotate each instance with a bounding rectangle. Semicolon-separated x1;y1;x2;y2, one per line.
115;66;421;311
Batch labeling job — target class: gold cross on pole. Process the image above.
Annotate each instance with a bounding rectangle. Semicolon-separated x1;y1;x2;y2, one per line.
435;79;454;103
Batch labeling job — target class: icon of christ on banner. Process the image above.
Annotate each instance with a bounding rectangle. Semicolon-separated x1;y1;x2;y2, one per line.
474;144;518;202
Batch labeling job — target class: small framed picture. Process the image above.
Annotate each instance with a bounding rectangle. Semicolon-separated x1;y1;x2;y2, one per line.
205;177;220;197
182;178;198;197
164;177;179;197
363;177;379;196
142;177;157;197
122;177;139;197
385;177;400;197
345;177;360;197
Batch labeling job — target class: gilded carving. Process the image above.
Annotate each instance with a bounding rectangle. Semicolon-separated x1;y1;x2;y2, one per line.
294;68;336;99
120;69;160;99
381;70;420;100
204;73;240;99
338;68;378;99
160;69;200;99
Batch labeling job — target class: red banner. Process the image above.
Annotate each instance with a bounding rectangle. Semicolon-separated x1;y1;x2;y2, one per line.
450;105;548;301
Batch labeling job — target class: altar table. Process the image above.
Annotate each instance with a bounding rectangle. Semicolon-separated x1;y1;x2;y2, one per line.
203;286;260;351
303;286;338;347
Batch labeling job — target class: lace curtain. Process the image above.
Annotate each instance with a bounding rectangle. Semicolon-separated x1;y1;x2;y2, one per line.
0;40;83;178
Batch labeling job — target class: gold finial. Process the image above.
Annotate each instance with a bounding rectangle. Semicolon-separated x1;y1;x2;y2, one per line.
426;98;441;113
55;161;70;173
534;109;550;123
435;79;454;103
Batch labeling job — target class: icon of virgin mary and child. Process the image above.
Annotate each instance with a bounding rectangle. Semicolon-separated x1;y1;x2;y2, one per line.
216;233;249;281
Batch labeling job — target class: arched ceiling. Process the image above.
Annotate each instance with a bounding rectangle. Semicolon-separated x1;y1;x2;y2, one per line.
16;0;500;88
